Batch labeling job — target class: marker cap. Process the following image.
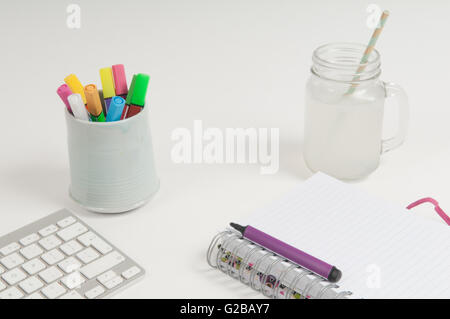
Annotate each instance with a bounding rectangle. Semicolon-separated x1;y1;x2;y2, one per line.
126;75;137;105
130;73;150;107
68;93;90;121
99;67;116;99
106;96;126;122
64;74;86;104
84;84;103;117
112;64;128;96
57;84;73;112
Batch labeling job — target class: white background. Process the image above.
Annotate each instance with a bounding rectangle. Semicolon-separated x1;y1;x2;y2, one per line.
0;0;449;298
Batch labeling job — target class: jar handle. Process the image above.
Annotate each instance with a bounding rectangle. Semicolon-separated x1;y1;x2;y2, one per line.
381;82;409;154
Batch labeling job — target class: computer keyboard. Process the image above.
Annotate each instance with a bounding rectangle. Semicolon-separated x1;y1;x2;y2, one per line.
0;209;145;299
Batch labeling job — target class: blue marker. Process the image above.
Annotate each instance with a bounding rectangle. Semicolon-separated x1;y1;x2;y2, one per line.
106;96;126;122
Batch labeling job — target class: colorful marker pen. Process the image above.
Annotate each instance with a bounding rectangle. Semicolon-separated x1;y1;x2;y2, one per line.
112;64;128;99
56;84;73;114
120;74;137;120
126;73;150;119
67;93;91;122
230;223;343;283
84;84;106;122
106;96;126;122
64;74;87;105
99;67;116;113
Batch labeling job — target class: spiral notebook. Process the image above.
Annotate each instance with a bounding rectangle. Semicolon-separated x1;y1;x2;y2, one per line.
207;173;450;299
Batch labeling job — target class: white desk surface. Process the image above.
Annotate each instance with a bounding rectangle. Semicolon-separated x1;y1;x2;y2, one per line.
0;0;449;298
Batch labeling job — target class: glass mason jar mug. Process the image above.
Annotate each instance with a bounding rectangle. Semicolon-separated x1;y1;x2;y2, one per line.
304;43;409;180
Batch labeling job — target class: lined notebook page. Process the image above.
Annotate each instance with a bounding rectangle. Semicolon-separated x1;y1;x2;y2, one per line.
242;173;450;298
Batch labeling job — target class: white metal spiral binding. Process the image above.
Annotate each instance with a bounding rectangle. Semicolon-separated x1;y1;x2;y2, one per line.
206;230;353;299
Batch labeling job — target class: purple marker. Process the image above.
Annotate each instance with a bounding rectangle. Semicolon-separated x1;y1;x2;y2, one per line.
230;223;342;283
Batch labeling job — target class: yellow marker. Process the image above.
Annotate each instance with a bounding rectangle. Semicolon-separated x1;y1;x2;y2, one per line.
84;84;105;122
99;67;116;99
64;74;87;104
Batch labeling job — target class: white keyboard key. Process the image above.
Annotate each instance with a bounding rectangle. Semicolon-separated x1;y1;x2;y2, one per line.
77;247;99;264
22;258;46;275
58;257;81;274
60;290;84;299
0;242;21;256
103;276;124;289
0;280;5;291
60;240;83;256
61;272;86;289
80;251;125;279
19;276;44;294
20;243;43;260
41;282;66;299
0;264;4;275
39;266;63;283
57;223;88;242
20;233;40;246
25;292;45;299
97;270;116;285
41;249;65;265
122;266;141;280
92;238;112;254
1;252;25;269
2;268;27;285
39;235;62;251
0;286;24;299
85;285;105;299
57;216;76;228
38;224;58;237
77;231;97;246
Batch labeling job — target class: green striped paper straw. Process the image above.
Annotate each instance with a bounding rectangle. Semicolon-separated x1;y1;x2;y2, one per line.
346;10;390;95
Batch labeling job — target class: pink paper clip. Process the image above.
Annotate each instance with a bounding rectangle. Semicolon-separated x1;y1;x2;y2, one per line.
407;197;450;226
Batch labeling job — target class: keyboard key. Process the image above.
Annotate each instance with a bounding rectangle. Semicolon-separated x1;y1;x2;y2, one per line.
103;276;123;289
85;285;105;299
97;270;116;285
57;216;76;228
0;242;21;256
1;252;25;269
20;233;40;246
58;257;81;274
22;258;46;275
0;286;24;299
57;223;88;242
20;243;43;260
77;231;97;246
60;290;84;299
25;292;45;299
41;282;66;299
60;240;83;256
77;247;99;264
61;273;86;289
92;238;112;254
39;266;63;283
41;249;64;265
80;251;125;279
0;265;4;275
38;224;58;237
122;266;141;280
39;235;62;251
78;232;112;254
19;276;44;294
0;280;5;291
2;268;27;285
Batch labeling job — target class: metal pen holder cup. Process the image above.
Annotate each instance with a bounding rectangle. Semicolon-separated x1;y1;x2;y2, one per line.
65;106;159;213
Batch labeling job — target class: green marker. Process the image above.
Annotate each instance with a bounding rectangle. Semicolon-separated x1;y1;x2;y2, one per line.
125;73;150;118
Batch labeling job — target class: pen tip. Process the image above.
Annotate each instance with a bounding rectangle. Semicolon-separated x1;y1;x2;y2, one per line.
229;223;246;235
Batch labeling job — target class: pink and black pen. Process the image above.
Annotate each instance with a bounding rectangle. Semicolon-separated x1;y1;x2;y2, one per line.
230;223;342;283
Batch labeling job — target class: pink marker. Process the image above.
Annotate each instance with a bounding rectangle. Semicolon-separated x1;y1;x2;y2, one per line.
57;84;73;114
112;64;128;99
